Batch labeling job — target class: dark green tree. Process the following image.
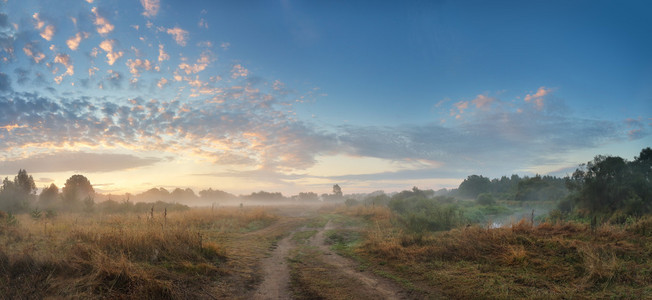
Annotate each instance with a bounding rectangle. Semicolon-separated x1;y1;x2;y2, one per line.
457;175;491;199
476;193;496;205
566;148;652;218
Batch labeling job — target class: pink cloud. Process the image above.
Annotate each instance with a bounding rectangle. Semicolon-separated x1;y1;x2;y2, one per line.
66;32;89;51
157;77;168;88
23;43;46;63
140;0;160;18
166;27;188;46
99;39;124;65
453;101;469;113
471;94;495;110
524;86;552;110
53;54;74;84
158;44;169;62
126;58;152;77
231;64;248;79
92;7;114;35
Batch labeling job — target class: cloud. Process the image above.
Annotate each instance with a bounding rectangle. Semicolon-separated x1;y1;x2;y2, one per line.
33;13;55;41
0;12;15;59
178;51;212;74
0;79;336;173
199;18;208;29
220;42;230;50
40;25;55;41
231;64;248;79
625;117;649;140
337;106;624;177
471;94;495;110
66;32;89;50
53;53;74;84
158;44;169;62
92;7;115;35
140;0;160;18
126;58;152;77
166;27;188;46
99;39;123;65
524;86;552;110
156;77;168;88
0;151;160;173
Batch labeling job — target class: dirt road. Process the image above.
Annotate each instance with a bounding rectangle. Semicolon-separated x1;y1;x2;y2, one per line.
251;214;407;300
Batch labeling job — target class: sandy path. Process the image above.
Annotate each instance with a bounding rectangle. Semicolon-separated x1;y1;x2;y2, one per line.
309;220;408;300
251;215;407;300
251;232;295;300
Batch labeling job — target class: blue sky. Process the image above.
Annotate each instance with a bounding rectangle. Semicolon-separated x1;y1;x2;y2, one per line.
0;0;650;195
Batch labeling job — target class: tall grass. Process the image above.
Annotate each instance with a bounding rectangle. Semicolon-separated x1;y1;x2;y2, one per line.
0;206;277;299
357;211;652;298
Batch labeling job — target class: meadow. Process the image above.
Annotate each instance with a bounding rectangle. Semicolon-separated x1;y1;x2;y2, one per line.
1;201;650;299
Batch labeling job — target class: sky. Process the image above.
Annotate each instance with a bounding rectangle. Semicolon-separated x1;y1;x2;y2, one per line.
0;0;650;196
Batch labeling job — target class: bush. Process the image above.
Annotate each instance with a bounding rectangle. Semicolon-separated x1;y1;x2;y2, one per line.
476;193;495;206
344;198;358;207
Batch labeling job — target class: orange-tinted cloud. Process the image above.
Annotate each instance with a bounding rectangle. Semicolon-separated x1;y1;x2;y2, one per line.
140;0;160;18
66;32;89;50
92;7;114;35
524;86;552;110
166;27;188;46
99;39;123;65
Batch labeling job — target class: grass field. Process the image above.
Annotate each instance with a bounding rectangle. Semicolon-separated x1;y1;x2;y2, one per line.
1;203;650;299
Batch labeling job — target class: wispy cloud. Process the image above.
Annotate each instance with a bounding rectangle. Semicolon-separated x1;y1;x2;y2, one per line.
99;39;123;65
66;32;89;51
165;27;188;46
231;64;248;79
22;43;46;63
126;58;152;77
524;86;552;110
53;53;74;84
198;18;208;29
178;51;212;74
158;44;169;62
140;0;160;18
32;13;55;41
92;7;114;36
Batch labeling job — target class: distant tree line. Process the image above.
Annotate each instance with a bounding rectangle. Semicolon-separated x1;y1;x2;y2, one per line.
455;174;568;203
1;147;648;223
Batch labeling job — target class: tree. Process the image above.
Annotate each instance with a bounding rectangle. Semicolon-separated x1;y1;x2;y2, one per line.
198;188;237;201
567;149;652;218
296;192;319;202
38;183;59;208
457;175;491;199
0;169;36;212
62;174;95;206
332;184;343;197
170;188;197;202
15;169;37;196
476;193;495;206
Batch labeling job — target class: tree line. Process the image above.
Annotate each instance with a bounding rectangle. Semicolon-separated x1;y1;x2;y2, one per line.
1;148;649;222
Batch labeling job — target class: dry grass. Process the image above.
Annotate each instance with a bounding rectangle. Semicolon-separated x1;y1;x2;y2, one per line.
0;206;281;299
356;211;652;299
